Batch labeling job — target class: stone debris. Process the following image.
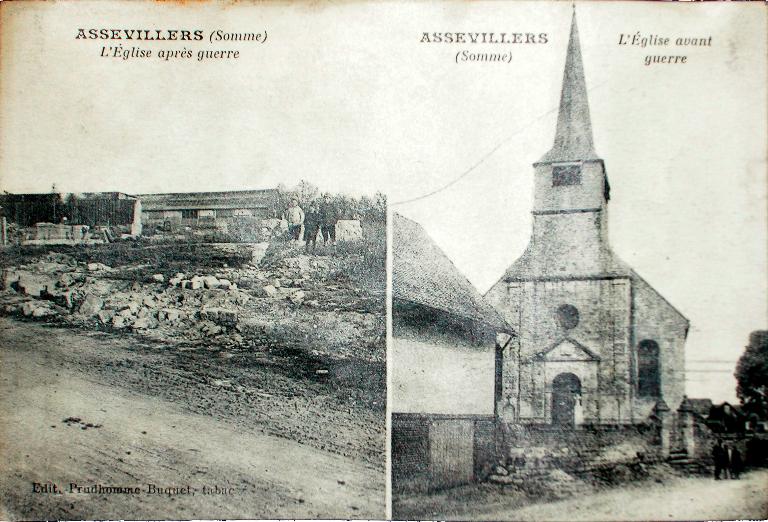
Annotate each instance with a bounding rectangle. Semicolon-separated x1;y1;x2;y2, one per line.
200;307;238;326
79;294;104;317
22;300;56;318
335;219;363;241
488;473;519;485
0;242;383;364
158;308;182;323
289;290;306;305
97;309;116;324
261;285;279;298
112;315;129;329
58;273;76;288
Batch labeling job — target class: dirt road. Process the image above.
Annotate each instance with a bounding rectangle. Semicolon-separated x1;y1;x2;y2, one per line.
0;317;384;520
475;469;768;521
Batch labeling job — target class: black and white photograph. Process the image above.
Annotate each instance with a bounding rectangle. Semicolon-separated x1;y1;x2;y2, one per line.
390;3;767;520
0;1;767;521
0;2;386;519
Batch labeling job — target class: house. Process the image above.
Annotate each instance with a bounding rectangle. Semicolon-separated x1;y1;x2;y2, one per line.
391;213;516;492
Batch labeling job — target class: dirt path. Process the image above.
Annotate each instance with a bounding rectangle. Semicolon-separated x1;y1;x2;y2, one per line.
475;469;768;521
0;317;384;520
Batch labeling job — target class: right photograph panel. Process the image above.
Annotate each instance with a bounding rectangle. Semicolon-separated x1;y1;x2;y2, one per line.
390;3;767;520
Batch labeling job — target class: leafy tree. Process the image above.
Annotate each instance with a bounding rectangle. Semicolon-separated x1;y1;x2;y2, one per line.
295;179;319;205
275;182;386;225
736;330;768;414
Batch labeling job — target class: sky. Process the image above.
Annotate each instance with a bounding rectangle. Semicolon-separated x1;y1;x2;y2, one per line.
1;1;765;402
388;3;767;403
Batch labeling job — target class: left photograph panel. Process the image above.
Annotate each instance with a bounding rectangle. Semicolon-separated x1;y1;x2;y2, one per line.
0;2;387;520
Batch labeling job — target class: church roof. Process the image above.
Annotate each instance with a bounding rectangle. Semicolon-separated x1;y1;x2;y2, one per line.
538;11;600;164
489;246;689;327
393;213;514;333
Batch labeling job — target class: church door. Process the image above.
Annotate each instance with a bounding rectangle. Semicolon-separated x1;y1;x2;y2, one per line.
551;373;582;427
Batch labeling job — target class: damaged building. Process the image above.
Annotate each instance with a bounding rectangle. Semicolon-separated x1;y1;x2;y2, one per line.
139;189;281;233
0;192;142;244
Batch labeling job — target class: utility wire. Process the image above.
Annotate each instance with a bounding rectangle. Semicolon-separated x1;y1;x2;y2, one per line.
392;78;612;207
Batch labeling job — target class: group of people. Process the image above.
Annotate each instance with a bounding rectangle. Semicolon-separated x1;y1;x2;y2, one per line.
712;439;743;480
283;194;338;252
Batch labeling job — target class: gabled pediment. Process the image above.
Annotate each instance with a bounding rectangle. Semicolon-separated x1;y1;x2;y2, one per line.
534;337;600;362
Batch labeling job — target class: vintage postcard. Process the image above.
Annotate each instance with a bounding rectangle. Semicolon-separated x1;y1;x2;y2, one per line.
0;1;766;521
388;2;767;521
0;1;387;519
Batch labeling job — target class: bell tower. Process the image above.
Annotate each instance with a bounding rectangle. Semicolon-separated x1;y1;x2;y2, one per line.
524;11;612;277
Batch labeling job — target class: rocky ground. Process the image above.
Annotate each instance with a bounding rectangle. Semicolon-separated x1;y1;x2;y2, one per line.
0;238;386;519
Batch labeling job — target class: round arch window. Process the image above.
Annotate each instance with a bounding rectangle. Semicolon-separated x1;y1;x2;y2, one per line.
556;304;580;329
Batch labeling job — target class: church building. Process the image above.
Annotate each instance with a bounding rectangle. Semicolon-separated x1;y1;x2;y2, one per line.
485;13;689;427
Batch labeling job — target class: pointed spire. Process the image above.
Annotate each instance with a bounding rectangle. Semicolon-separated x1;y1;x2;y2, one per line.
539;10;599;164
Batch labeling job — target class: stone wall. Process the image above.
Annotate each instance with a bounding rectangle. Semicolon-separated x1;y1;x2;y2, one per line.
533;161;607;215
631;276;688;417
488;277;635;424
499;423;662;474
391;414;430;493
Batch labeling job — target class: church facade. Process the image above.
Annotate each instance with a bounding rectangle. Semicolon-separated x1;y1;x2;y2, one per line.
485;14;689;427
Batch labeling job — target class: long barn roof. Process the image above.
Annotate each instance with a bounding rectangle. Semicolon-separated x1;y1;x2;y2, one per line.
394;213;514;334
139;189;279;211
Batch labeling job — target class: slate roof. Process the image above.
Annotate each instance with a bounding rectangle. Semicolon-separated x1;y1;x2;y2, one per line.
394;213;514;333
538;11;600;164
139;189;279;211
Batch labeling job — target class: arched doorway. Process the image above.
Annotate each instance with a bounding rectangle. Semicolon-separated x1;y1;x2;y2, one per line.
551;373;582;427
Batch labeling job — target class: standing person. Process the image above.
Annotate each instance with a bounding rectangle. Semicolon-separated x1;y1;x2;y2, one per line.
303;202;321;253
283;198;304;244
729;443;743;479
712;439;727;480
318;193;338;244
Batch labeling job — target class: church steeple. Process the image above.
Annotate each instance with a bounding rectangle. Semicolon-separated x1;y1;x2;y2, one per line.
538;11;599;164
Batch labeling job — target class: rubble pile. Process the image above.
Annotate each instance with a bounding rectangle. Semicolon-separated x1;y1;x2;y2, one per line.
0;245;384;362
